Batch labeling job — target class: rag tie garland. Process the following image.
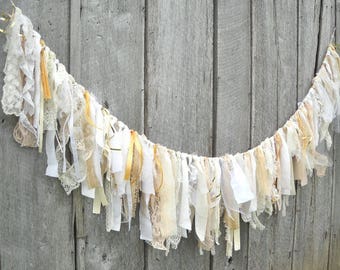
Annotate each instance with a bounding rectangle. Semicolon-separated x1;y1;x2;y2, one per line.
1;7;340;257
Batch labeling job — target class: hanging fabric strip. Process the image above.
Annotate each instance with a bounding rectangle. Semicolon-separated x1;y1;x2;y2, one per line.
124;130;143;183
139;135;155;239
40;40;51;100
93;186;109;214
45;130;58;177
178;154;191;231
229;155;254;204
124;130;143;218
192;156;209;242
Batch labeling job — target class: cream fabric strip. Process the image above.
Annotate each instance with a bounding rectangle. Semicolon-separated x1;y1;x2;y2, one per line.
229;155;254;204
179;154;191;231
139;135;154;241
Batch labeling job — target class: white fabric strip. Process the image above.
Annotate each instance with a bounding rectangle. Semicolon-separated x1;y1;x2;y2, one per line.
192;156;209;242
179;154;191;231
229;156;254;204
45;130;58;177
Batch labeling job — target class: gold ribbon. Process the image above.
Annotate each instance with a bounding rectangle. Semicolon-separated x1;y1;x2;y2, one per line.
124;130;143;184
83;90;99;128
123;130;143;217
153;144;164;193
40;40;51;100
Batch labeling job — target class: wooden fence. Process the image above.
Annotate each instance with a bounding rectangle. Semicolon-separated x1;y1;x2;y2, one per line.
0;0;339;269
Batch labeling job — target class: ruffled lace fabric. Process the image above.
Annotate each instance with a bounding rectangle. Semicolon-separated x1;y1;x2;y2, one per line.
2;7;340;259
2;8;27;116
3;9;42;146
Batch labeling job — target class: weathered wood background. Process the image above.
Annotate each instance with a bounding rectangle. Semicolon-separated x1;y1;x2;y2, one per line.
0;0;339;269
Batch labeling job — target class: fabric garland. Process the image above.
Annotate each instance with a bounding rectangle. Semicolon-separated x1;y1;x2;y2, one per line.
1;7;340;258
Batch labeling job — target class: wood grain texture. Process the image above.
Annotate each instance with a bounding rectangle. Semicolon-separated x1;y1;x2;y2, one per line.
329;133;340;270
293;1;321;266
69;0;85;269
293;1;336;270
329;3;340;268
248;1;278;268
144;0;213;269
248;1;298;269
0;1;74;270
79;0;145;269
266;1;298;269
215;0;251;155
213;1;251;269
0;1;338;269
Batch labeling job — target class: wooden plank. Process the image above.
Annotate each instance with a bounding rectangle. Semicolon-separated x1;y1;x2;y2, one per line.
79;0;145;269
214;0;251;155
69;0;85;269
329;3;340;268
248;0;298;269
261;0;298;269
0;1;75;269
297;0;322;102
293;1;321;266
269;1;298;269
144;0;213;269
70;0;82;82
293;1;335;269
248;2;278;267
248;2;278;269
329;132;340;270
212;1;251;269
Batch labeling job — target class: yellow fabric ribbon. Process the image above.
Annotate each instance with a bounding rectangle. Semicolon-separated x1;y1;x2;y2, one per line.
83;90;99;128
153;144;164;193
40;40;51;100
124;130;143;184
123;130;143;217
